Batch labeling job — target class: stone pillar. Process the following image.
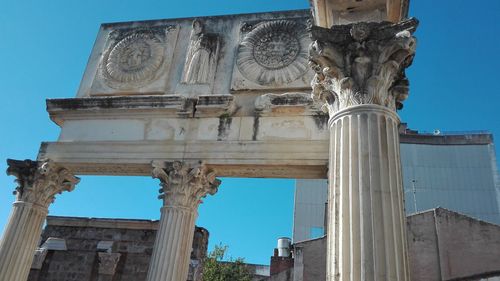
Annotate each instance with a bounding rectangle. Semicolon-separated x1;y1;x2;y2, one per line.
97;252;121;281
309;19;418;281
146;161;220;281
0;159;79;281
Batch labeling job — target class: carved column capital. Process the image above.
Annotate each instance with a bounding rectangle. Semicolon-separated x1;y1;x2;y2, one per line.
309;18;418;116
6;159;80;209
151;161;220;209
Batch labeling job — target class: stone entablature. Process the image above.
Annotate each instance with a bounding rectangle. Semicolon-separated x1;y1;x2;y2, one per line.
40;92;330;178
79;10;313;98
42;10;330;179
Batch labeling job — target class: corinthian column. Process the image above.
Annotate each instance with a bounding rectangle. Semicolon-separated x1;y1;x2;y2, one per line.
146;161;220;281
0;159;79;281
309;19;418;281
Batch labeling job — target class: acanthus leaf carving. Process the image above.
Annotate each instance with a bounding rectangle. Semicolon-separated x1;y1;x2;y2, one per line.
151;161;220;209
309;18;418;116
6;159;80;209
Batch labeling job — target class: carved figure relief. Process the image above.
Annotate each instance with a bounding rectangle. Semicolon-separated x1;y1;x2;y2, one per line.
236;20;309;86
181;20;219;85
101;27;171;89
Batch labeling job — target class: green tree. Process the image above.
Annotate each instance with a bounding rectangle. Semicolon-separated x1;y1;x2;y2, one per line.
202;244;252;281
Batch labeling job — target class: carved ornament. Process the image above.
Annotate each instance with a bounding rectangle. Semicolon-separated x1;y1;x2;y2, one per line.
181;19;219;85
6;159;80;209
101;27;171;89
237;20;309;86
309;18;418;116
151;161;220;209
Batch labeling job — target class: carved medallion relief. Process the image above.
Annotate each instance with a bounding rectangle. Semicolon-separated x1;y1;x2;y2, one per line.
90;25;178;95
232;19;311;90
105;32;164;85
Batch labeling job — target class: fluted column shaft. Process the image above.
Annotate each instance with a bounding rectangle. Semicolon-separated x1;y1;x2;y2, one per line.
308;19;418;281
0;159;79;281
148;206;197;281
147;161;219;281
327;105;409;281
0;202;47;281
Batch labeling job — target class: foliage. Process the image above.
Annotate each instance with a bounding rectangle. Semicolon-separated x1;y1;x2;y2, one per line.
202;244;252;281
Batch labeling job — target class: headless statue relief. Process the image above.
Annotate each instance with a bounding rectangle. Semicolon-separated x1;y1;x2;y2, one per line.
181;19;219;85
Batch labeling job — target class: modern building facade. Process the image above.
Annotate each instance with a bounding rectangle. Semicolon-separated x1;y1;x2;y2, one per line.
293;126;500;242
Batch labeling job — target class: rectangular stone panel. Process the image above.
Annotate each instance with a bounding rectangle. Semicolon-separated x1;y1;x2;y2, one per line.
89;25;179;96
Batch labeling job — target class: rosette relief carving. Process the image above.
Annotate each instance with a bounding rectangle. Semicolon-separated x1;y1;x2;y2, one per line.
236;20;309;87
100;26;173;90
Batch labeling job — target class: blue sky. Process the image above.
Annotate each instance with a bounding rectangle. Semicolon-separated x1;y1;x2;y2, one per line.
0;0;499;265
